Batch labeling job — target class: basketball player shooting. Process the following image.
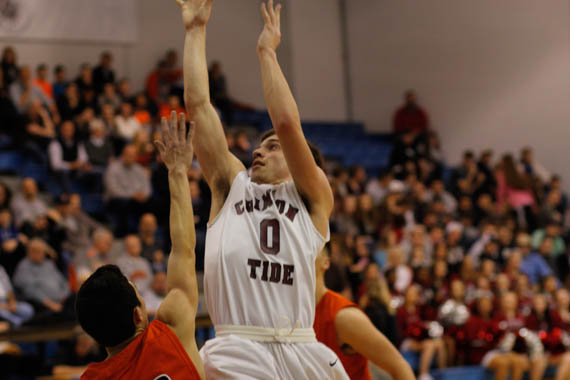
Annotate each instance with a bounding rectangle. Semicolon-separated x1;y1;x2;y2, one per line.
178;0;348;378
76;112;204;380
314;247;415;380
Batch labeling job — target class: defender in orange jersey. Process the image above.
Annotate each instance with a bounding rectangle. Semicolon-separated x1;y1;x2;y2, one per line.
314;247;414;380
76;112;204;380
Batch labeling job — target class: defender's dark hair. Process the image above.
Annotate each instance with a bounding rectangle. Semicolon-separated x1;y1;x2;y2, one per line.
76;265;141;347
260;129;325;171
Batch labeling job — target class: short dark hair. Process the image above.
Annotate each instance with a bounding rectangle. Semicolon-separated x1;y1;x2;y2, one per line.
54;65;65;75
76;265;141;347
259;129;325;170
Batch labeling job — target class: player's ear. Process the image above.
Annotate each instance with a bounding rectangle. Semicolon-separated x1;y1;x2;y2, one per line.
323;256;331;271
133;306;144;326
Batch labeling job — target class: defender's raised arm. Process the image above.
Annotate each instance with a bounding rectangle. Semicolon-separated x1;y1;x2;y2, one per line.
154;112;204;378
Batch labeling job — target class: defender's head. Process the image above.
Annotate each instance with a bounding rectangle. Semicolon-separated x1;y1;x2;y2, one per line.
251;129;324;185
76;265;148;348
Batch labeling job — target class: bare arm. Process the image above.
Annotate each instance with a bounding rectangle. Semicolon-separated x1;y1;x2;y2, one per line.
178;0;244;209
257;1;333;230
156;112;198;318
335;307;415;380
154;113;204;379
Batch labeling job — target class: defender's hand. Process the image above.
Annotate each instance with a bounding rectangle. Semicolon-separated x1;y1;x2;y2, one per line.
154;111;195;173
257;0;282;54
176;0;213;30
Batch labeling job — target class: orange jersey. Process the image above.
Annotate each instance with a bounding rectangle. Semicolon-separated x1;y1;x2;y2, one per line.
314;290;371;380
81;320;201;380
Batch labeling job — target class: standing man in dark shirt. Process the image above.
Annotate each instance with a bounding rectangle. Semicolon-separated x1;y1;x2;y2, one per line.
93;52;116;95
393;90;429;134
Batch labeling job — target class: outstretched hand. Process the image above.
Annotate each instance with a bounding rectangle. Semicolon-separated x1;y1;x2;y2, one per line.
258;0;282;53
176;0;213;30
154;111;195;173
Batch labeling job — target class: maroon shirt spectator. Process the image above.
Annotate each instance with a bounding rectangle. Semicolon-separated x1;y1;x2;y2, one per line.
393;90;429;134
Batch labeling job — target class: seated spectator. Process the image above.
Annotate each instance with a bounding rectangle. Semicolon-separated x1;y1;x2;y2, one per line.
555;248;570;287
488;292;534;380
132;129;155;166
0;208;27;275
209;61;233;124
555;288;570;326
100;102;118;136
545;175;567;219
133;93;153;127
146;60;171;105
97;82;121;111
230;130;252;167
115;101;141;141
516;233;553;286
84;119;114;171
56;82;83;121
520;147;551;185
389;132;419;176
0;264;34;328
366;169;393;206
51;333;105;379
74;228;116;276
13;238;74;321
21;99;56;164
138;213;163;263
118;78;134;104
451;151;484;197
10;178;48;227
52;65;68;100
142;271;167;318
426;179;457;214
92;51;115;95
75;63;94;102
158;94;186;120
115;235;152;292
392;90;429;134
48;120;90;192
0;66;21;141
496;154;536;229
9;66;54;114
361;270;399;345
1;46;19;88
537;190;564;227
0;183;12;211
464;295;522;380
386;248;413;295
33;63;53;101
57;193;103;256
347;165;367;195
104;145;151;237
477;149;497;195
397;285;446;380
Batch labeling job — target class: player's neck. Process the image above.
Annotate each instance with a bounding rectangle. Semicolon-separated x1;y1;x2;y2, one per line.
315;276;328;305
251;173;292;186
106;328;144;358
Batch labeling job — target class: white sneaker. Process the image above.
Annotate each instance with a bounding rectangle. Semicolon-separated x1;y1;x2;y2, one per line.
418;373;434;380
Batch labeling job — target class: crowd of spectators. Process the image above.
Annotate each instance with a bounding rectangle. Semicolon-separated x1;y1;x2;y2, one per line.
0;45;569;380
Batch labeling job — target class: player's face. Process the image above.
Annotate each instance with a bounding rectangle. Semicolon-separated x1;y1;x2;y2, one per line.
250;137;291;185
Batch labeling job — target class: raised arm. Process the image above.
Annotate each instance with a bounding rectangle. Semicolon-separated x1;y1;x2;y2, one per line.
257;1;333;229
177;0;244;210
154;112;204;377
335;307;415;380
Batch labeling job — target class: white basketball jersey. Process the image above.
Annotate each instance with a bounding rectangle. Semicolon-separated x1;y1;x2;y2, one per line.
204;171;328;329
